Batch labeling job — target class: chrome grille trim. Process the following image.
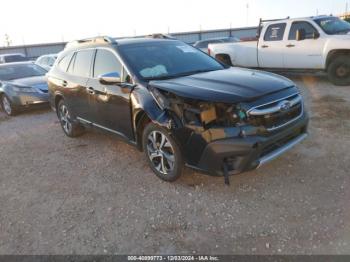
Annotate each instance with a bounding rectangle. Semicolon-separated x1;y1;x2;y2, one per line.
247;92;304;131
248;94;301;116
247;92;300;115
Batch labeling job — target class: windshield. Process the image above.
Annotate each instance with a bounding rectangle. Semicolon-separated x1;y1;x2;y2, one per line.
314;17;350;35
118;41;225;80
4;55;27;63
0;63;47;81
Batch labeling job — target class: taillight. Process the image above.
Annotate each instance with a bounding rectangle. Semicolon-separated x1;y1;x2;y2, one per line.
208;48;211;55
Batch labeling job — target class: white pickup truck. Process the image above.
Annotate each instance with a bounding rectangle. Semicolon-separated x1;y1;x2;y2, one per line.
208;16;350;85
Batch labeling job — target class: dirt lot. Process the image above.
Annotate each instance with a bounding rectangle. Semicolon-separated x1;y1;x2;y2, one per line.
0;75;349;255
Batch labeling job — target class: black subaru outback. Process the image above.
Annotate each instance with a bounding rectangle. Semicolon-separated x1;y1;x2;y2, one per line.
48;36;308;184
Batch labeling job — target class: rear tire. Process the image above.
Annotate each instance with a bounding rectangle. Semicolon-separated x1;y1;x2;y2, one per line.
1;94;17;116
57;99;85;137
142;123;184;182
327;56;350;86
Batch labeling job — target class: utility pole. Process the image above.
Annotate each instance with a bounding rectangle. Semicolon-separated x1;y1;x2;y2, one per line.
21;36;28;57
246;3;249;25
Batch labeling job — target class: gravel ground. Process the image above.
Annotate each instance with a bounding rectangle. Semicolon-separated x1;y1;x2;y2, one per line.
0;75;349;255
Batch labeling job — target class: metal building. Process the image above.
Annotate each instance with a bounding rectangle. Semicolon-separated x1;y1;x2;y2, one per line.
173;26;257;43
0;26;258;60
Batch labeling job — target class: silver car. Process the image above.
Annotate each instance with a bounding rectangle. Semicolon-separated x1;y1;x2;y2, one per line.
35;54;57;71
0;53;27;64
0;62;49;116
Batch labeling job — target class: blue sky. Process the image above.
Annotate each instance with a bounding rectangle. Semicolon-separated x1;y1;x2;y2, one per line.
0;0;348;45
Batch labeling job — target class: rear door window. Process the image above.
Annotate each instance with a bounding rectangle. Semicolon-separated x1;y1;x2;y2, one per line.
71;50;94;77
264;23;286;41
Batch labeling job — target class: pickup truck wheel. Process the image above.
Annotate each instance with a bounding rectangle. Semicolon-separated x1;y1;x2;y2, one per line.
57;100;85;137
143;123;184;182
328;56;350;86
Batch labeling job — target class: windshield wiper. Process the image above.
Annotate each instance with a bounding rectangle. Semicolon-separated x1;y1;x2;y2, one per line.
144;69;220;81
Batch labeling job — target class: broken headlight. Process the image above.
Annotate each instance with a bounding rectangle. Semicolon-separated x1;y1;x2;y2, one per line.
150;87;170;110
183;102;245;127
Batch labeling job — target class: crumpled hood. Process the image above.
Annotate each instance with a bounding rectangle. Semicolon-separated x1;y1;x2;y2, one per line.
7;76;48;90
149;67;295;103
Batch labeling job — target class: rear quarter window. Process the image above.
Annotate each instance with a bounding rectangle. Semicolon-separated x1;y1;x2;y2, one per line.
58;53;74;72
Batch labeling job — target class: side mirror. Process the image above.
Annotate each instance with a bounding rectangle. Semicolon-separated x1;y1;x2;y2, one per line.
98;72;121;85
313;31;320;39
296;29;306;41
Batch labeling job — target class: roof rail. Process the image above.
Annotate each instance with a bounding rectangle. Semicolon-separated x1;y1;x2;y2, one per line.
65;36;116;49
145;33;176;40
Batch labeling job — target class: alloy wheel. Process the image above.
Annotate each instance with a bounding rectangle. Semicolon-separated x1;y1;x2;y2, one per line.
146;131;175;175
2;96;12;115
59;104;72;134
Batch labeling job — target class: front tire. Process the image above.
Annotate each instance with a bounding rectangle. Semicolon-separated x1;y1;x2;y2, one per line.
57;100;84;137
142;123;184;182
1;94;17;116
327;56;350;86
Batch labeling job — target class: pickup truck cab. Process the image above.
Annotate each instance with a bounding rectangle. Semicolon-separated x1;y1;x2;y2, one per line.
209;16;350;85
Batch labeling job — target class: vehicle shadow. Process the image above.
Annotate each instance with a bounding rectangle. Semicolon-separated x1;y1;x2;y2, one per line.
0;111;10;123
15;107;52;117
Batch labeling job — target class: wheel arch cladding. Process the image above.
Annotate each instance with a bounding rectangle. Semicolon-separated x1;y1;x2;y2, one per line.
54;94;64;110
326;49;350;69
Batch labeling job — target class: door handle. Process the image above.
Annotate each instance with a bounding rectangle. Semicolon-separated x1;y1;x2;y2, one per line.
261;45;269;48
61;80;67;87
87;87;96;95
286;44;295;48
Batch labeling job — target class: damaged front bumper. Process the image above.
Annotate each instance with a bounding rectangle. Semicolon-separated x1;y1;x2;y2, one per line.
185;112;309;177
